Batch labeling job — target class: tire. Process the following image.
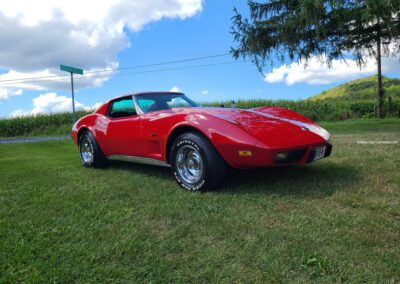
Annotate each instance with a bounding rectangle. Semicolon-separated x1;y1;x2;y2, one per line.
170;132;227;191
78;131;108;168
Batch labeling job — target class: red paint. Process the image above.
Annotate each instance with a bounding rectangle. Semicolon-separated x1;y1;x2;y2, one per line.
71;93;332;169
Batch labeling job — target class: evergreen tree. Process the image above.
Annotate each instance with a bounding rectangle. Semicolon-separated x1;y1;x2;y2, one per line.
232;0;400;118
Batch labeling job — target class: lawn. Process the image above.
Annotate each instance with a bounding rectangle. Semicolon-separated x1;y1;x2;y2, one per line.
0;119;399;282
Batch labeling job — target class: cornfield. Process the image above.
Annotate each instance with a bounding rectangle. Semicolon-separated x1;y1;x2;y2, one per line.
1;100;399;138
203;99;400;121
0;110;91;138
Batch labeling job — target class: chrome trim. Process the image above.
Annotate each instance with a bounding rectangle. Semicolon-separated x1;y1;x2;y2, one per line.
80;137;94;164
107;154;170;167
175;144;204;184
132;95;144;115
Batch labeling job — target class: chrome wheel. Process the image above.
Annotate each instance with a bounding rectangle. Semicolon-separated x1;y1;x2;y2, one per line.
80;137;94;164
175;145;204;184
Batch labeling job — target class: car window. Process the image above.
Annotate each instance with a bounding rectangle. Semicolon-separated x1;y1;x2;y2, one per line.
135;93;198;113
167;97;193;108
108;97;136;118
137;98;156;113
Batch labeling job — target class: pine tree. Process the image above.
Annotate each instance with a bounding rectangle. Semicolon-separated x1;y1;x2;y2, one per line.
232;0;400;118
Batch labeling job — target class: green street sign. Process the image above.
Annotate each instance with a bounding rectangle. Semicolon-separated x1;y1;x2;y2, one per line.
60;64;83;75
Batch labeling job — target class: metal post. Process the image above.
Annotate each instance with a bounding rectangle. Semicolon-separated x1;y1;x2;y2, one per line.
60;65;82;123
70;72;77;124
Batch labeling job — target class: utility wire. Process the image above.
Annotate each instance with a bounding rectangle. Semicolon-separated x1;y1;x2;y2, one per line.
0;59;246;87
0;53;230;85
77;60;246;79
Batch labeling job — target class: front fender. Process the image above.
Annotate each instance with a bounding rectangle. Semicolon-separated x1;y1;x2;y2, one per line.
175;113;266;168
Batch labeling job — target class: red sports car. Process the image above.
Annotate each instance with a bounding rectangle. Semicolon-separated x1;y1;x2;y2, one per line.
71;92;332;191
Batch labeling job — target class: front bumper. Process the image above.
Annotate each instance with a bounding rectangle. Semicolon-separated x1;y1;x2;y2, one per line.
306;143;333;163
222;142;333;169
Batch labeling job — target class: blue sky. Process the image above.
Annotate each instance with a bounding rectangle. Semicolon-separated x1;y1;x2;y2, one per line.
0;0;399;117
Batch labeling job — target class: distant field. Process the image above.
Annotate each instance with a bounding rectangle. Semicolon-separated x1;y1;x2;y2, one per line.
311;76;400;101
0;119;399;282
1;100;399;138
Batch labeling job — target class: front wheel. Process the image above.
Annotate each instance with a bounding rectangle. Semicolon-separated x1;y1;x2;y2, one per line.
79;131;108;168
171;132;227;191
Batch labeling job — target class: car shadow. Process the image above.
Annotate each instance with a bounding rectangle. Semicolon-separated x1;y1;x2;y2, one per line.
108;160;171;177
108;161;360;198
216;163;360;197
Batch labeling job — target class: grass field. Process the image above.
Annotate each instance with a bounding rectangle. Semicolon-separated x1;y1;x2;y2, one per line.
0;119;399;282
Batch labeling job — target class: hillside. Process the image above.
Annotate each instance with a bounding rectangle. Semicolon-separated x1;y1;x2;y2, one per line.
310;75;400;101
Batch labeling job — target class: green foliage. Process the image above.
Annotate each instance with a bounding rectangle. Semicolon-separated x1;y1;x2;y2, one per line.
1;99;399;138
231;1;400;117
0;110;91;138
232;0;400;69
203;99;400;122
311;75;400;101
1;119;400;282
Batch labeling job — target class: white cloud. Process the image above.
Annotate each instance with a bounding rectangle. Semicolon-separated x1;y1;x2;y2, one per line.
201;90;209;95
264;65;288;83
264;53;400;85
169;86;181;92
0;0;202;28
10;92;100;117
0;63;118;91
10;109;30;117
0;1;203;96
0;88;23;101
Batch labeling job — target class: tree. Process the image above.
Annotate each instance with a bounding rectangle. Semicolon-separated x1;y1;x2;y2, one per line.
231;0;400;118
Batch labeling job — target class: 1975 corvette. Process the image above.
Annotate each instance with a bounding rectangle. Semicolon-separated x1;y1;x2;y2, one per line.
71;92;332;191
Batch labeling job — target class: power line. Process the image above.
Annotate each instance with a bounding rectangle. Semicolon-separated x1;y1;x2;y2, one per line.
77;60;248;81
85;53;230;74
0;53;230;85
0;59;246;87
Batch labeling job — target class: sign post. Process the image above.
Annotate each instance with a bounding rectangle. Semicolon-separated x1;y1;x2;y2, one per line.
60;64;83;124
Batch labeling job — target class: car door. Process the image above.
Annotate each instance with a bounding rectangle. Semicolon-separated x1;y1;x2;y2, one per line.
103;96;142;157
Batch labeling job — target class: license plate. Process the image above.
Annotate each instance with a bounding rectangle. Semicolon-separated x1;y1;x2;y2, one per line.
314;146;326;161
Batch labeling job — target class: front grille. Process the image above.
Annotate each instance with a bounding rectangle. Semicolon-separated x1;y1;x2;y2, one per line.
275;148;307;165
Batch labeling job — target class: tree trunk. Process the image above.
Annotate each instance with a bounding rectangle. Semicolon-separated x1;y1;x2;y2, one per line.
376;24;383;118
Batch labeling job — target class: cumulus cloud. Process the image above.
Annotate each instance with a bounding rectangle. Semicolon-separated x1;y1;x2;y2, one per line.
0;88;23;101
10;92;101;117
264;53;400;85
201;90;209;95
0;0;203;94
0;63;118;91
169;86;182;92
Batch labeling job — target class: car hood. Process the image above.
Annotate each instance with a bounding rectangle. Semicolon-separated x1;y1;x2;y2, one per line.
192;107;331;148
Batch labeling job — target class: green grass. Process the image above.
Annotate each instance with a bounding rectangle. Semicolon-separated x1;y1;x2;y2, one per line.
319;117;400;133
1;119;399;282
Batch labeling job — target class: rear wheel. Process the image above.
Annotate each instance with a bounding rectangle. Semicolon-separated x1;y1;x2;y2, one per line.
171;132;227;191
79;131;107;168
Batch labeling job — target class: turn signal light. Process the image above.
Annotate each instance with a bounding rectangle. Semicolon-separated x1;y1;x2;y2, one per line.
238;150;252;156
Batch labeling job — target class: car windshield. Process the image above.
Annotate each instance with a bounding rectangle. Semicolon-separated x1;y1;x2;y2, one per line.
135;93;199;113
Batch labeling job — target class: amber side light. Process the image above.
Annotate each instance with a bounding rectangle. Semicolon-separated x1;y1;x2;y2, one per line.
238;150;252;156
